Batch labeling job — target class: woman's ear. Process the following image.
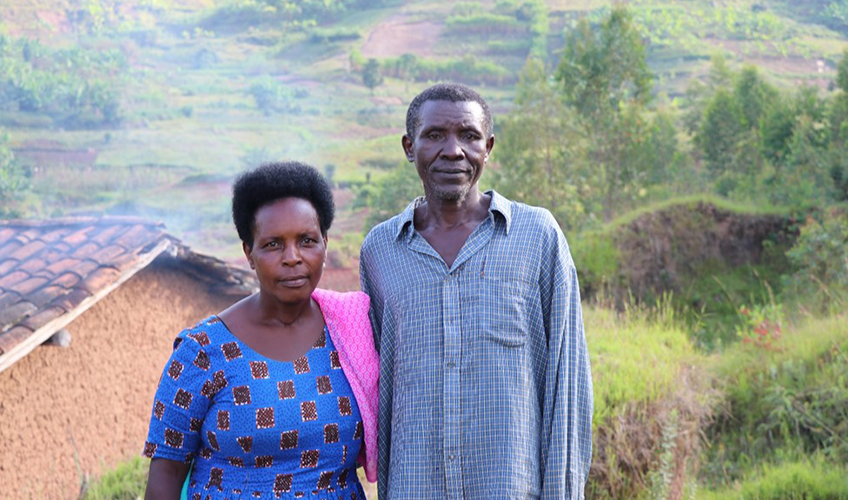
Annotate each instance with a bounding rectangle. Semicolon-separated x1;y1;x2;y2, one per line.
243;241;255;270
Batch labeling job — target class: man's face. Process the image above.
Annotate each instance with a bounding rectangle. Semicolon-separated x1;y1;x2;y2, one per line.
403;100;494;203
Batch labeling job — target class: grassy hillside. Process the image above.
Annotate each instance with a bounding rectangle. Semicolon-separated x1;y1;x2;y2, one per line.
1;0;847;258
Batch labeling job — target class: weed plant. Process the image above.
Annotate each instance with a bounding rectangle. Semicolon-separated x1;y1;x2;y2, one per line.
702;314;848;487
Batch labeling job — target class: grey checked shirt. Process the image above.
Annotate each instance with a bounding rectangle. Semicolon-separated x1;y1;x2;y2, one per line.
359;190;593;499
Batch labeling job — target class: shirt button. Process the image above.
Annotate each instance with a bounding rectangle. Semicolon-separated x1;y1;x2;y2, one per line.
446;361;455;368
448;455;455;461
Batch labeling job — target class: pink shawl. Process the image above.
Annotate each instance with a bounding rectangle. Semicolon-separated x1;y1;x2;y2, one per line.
312;288;379;482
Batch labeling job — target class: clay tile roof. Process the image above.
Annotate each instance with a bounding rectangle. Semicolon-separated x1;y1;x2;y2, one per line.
0;216;256;373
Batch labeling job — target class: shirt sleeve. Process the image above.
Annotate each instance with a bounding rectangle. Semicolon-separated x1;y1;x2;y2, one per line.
142;331;215;463
540;235;594;499
359;238;383;352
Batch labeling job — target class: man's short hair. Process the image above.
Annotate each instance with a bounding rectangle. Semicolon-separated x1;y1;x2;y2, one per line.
232;161;335;247
405;83;493;140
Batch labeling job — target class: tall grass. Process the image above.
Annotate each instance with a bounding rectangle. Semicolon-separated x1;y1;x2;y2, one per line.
698;456;848;500
586;301;702;426
81;456;146;500
701;313;848;488
585;301;714;499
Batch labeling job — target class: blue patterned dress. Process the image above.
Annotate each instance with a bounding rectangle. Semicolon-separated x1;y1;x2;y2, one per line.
143;316;367;499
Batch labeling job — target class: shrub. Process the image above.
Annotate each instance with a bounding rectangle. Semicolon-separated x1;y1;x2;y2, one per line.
246;77;303;115
0;129;31;218
0;36;124;128
784;209;848;313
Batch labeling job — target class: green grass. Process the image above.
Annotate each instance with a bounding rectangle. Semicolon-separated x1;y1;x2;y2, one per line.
699;456;848;499
701;313;848;486
82;456;147;500
605;194;788;231
585;303;701;426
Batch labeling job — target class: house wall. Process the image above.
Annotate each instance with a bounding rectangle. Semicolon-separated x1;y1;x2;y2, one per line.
0;260;242;499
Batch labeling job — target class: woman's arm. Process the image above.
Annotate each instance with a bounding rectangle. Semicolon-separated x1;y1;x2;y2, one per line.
145;458;190;500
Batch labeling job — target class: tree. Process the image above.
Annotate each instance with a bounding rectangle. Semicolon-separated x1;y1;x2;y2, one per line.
353;164;421;232
556;7;652;117
362;58;383;94
696;89;745;178
493;59;587;229
828;50;848;201
555;6;658;221
734;65;778;129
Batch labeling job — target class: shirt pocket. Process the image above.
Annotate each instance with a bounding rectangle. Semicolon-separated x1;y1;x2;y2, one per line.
477;276;529;348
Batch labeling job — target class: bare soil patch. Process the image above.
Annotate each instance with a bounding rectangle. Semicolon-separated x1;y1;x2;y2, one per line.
361;14;442;59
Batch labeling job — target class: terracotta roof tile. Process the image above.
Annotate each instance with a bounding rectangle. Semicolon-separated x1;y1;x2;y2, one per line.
26;285;66;309
114;224;160;249
38;227;72;243
0;325;34;355
71;242;101;258
43;257;81;276
0;259;18;276
0;241;22;259
12;276;49;296
51;287;92;312
0;301;37;331
20;306;65;331
0;271;30;289
110;252;144;272
62;226;95;246
35;245;72;267
79;267;121;294
19;229;40;243
0;216;253;372
18;257;47;274
51;272;82;289
90;244;127;264
0;291;22;310
8;240;47;260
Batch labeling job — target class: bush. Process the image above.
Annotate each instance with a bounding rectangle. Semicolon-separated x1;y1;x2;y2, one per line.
784;208;848;313
0;129;31;218
380;55;511;86
246;77;303;115
0;36;124;128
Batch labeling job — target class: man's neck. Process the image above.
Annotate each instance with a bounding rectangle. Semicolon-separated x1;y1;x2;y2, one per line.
416;189;491;231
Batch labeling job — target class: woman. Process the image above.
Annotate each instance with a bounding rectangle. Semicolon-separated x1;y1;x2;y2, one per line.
142;161;378;499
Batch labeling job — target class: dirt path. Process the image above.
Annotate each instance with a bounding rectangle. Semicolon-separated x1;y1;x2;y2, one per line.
361;14;442;59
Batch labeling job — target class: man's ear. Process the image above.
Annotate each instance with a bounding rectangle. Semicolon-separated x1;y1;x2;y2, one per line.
402;135;415;162
243;241;255;270
485;135;495;160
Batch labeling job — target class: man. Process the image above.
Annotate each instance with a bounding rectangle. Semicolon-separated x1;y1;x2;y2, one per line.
359;83;593;499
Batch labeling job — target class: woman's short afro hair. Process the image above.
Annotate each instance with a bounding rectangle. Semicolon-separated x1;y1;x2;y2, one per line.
232;161;335;247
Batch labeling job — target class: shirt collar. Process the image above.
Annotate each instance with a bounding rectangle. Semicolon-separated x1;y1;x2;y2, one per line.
392;189;512;240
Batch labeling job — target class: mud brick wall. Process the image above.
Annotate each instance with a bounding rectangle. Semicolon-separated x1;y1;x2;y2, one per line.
0;262;239;499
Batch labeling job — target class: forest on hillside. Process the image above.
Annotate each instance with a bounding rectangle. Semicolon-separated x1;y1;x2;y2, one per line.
1;0;847;498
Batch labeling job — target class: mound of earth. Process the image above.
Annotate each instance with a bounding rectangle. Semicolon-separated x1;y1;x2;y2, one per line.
576;200;797;302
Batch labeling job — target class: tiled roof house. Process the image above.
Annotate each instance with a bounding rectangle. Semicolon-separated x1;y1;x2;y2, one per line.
0;217;256;498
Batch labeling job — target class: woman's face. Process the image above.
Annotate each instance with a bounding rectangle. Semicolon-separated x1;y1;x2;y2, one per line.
244;197;326;306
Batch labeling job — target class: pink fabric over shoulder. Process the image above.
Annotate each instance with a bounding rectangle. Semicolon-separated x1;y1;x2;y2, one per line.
312;288;379;483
